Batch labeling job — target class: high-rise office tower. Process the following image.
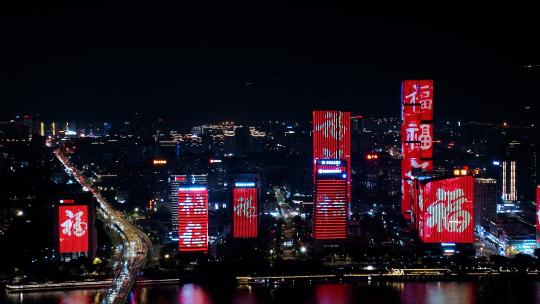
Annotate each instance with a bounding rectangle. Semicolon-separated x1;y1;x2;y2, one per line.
312;110;350;240
474;178;498;229
502;161;517;201
401;80;434;219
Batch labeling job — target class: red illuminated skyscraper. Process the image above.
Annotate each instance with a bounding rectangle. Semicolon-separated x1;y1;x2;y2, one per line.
313;110;350;240
169;174;207;239
401;80;434;219
178;187;208;252
232;175;259;239
56;197;95;260
417;176;474;243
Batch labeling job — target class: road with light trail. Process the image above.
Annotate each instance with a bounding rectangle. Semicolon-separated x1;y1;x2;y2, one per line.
52;147;151;304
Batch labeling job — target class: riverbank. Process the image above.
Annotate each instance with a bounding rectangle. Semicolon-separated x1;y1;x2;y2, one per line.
4;278;180;293
5;269;540;293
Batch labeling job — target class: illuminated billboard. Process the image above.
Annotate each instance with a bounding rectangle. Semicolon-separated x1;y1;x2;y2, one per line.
313;110;350;240
401;80;433;219
58;204;89;253
418;176;474;243
178;187;208;252
233;187;258;238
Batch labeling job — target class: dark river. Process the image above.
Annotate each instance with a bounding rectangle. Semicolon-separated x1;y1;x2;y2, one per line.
3;281;540;304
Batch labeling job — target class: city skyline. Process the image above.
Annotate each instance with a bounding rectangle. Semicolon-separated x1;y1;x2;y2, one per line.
1;4;540;304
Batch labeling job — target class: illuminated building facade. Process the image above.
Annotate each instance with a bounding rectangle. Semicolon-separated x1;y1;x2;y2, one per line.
178;186;208;252
313;110;350;240
313;159;348;239
401;80;434;219
232;174;260;239
56;198;95;260
502;161;517;201
169;174;208;239
417;176;474;243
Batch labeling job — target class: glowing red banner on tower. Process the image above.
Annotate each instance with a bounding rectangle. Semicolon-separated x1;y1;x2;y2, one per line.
58;205;89;253
418;176;474;243
401;80;433;219
233;188;258;238
313;111;350;160
313;110;350;240
178;187;208;252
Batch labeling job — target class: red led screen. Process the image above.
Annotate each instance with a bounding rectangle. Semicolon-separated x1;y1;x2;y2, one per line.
233;188;258;238
402;80;433;121
58;205;89;253
314;179;348;240
313;111;351;194
401;80;434;219
313;110;351;240
419;176;474;243
178;188;208;252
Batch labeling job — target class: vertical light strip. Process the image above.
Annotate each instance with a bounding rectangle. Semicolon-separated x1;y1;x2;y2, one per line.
510;161;516;201
502;162;507;201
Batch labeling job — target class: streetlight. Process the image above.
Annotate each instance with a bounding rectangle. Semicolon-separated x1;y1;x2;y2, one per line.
300;246;307;253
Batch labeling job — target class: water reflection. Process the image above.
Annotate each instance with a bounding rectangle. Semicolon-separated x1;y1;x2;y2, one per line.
314;284;350;304
395;282;476;304
4;281;540;304
178;284;212;304
3;289;106;304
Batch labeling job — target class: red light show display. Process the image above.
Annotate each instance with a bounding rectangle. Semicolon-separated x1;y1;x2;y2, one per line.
58;204;89;253
313;110;351;196
313;110;350;240
178;187;208;252
233;187;258;238
418;176;474;243
401;80;434;219
314;179;348;239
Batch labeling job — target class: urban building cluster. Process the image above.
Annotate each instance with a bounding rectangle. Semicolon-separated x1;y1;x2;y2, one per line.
0;81;538;286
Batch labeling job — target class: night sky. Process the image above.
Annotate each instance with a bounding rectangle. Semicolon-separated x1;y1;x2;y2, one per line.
1;3;538;123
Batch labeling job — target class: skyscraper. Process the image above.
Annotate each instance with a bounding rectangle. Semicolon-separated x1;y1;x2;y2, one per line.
56;196;95;261
232;174;260;239
178;186;208;252
401;80;434;219
502;161;517;201
169;174;208;239
418;176;474;243
474;178;498;229
312;110;350;240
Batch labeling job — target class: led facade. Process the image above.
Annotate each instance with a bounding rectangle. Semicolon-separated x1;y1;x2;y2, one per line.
58;204;90;253
178;187;208;252
401;80;434;219
418;176;474;243
233;187;258;238
313;110;350;240
170;174;207;238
